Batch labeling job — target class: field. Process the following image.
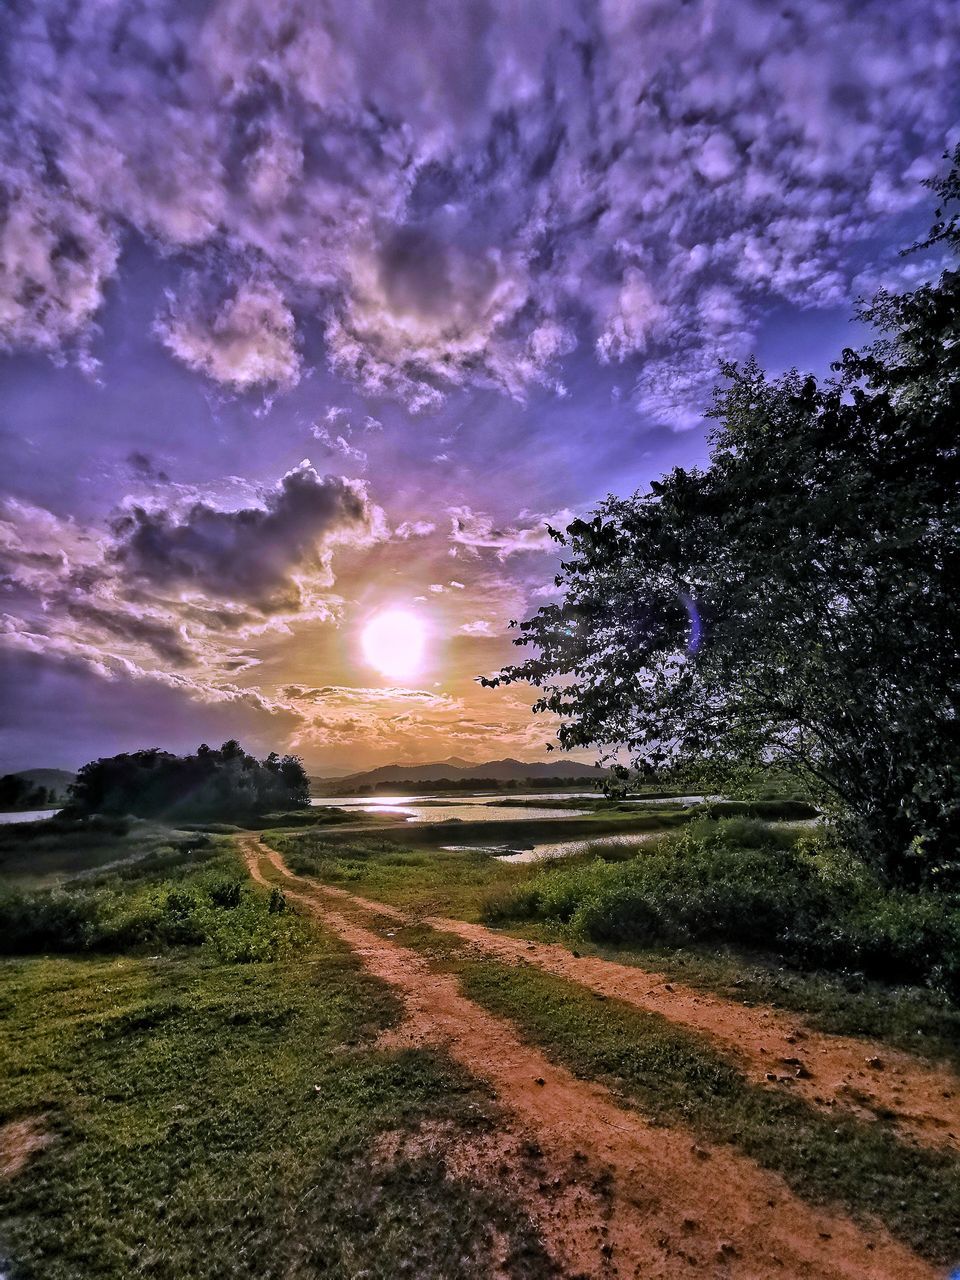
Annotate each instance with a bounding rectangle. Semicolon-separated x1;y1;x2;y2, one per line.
1;806;959;1278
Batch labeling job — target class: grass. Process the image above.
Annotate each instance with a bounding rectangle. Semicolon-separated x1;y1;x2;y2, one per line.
0;836;303;963
483;819;960;999
0;831;554;1280
0;817;204;888
583;939;960;1070
263;807;694;918
269;833;534;919
395;923;960;1266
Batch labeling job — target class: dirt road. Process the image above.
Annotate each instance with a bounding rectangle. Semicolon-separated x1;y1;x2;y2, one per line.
242;836;941;1280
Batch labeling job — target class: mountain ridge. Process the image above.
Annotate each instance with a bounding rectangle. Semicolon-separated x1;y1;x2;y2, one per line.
313;756;609;789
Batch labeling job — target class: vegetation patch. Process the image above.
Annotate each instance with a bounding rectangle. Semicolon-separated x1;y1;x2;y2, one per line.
0;861;552;1278
483;820;960;998
0;851;301;964
270;831;536;919
584;940;960;1070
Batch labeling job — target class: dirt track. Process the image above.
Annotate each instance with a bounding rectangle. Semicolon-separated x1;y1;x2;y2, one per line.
257;850;960;1152
243;837;940;1280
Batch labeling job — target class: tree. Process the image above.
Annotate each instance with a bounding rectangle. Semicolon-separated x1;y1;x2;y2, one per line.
486;148;960;887
67;741;311;821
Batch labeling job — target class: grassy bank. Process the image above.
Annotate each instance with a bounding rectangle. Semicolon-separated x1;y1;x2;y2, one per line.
483;819;960;999
0;828;553;1279
270;833;533;918
267;819;960;1063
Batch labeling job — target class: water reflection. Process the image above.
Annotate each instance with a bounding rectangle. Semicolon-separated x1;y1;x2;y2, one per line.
312;793;592;823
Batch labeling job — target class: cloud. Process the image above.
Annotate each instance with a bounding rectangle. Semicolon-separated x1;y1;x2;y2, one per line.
310;425;368;466
459;619;494;636
448;505;572;559
0;1;955;421
395;519;437;539
0;461;383;693
110;460;378;610
155;271;301;391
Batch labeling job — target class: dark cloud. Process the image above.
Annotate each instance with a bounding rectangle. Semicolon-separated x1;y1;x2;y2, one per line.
127;451;170;483
64;601;192;668
109;461;377;609
0;649;300;772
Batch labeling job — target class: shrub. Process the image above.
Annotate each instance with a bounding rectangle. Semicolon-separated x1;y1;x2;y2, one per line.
0;875;300;963
483;821;960;998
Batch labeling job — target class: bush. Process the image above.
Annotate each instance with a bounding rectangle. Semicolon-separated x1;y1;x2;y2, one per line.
0;872;301;963
483;821;960;998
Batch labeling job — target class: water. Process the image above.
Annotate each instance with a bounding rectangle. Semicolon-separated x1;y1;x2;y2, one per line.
444;831;660;863
311;790;703;825
311;793;592;823
0;808;60;825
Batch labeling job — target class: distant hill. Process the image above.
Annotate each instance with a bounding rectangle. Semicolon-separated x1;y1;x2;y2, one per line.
319;757;609;790
12;768;76;796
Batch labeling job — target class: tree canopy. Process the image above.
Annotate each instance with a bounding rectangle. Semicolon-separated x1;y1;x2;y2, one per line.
0;776;55;810
487;148;960;887
67;740;310;822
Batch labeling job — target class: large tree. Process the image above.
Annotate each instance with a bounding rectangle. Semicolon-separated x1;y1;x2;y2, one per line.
487;151;960;886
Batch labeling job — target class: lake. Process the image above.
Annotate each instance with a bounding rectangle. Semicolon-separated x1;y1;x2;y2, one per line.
0;808;61;825
311;792;592;823
311;791;705;825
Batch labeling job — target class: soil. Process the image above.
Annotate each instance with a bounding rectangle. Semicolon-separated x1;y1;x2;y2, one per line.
0;1116;53;1180
260;848;960;1152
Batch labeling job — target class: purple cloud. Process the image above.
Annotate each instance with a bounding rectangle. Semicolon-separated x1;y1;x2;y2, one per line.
0;1;955;424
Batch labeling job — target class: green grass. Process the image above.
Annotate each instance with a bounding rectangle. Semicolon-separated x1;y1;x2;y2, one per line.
0;837;303;963
267;832;537;919
267;823;960;1063
483;819;960;999
263;811;692;918
0;817;206;888
395;923;960;1267
580;939;960;1070
0;841;554;1278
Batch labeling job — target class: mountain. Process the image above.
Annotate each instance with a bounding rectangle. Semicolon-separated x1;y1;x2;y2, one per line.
323;757;609;790
12;768;76;796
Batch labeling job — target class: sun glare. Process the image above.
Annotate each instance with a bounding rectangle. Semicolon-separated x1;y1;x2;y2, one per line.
361;609;427;680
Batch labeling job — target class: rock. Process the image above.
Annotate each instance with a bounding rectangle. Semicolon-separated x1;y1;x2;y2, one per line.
865;1056;884;1070
795;1065;813;1079
534;1077;546;1087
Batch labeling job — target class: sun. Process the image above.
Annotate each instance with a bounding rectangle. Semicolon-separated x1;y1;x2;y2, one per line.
361;609;427;680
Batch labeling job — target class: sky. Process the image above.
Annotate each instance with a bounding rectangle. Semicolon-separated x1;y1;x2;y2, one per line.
1;0;958;774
